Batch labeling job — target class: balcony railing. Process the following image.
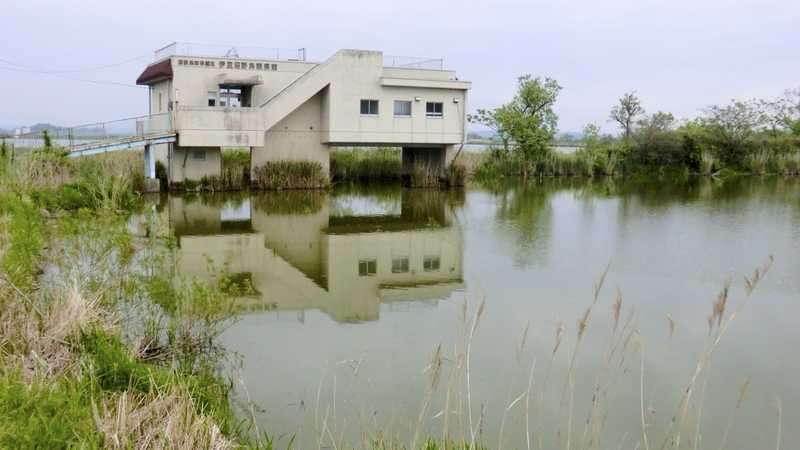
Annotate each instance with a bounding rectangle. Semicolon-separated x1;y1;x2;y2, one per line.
383;55;444;70
155;42;307;62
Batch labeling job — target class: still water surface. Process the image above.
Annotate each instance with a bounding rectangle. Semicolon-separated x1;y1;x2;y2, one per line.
147;177;799;449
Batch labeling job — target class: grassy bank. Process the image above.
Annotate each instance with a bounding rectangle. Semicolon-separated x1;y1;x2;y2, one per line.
0;148;257;448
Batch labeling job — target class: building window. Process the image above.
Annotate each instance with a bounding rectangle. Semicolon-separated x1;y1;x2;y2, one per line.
423;255;440;272
392;257;410;274
207;91;217;107
219;87;242;107
158;92;163;113
394;100;412;117
192;150;206;160
271;64;277;70
426;102;443;117
360;99;379;115
358;259;377;276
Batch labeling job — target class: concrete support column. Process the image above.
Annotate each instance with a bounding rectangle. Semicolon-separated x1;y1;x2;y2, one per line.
401;146;446;175
144;144;156;179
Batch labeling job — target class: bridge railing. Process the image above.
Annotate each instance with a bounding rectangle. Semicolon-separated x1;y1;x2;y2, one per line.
11;113;173;150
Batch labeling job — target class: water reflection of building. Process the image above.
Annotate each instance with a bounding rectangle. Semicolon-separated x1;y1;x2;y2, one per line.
167;190;464;323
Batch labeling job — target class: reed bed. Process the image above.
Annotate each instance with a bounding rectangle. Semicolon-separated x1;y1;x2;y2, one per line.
251;160;329;190
331;147;403;182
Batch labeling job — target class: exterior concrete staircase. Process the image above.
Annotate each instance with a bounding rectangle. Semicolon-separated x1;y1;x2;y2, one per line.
258;50;378;131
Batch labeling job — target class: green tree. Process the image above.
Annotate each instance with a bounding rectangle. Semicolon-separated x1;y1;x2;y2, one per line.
469;75;562;177
762;87;800;135
700;100;764;165
610;92;645;141
633;112;683;165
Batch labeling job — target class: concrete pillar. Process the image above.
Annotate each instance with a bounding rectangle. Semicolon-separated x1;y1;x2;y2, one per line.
168;146;222;183
144;144;156;179
401;146;446;175
142;144;160;193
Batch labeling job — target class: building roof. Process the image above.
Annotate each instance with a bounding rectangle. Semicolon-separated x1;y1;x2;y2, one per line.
136;59;173;85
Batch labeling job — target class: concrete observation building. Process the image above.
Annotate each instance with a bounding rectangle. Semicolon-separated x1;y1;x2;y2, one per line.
135;43;471;184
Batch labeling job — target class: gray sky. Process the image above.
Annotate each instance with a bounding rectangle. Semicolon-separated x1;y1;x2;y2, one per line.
2;0;798;133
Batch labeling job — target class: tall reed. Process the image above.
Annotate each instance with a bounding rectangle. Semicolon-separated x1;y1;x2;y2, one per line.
251;160;329;190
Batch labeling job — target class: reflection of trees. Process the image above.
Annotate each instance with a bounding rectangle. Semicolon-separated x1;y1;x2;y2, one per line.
485;176;800;268
491;180;555;268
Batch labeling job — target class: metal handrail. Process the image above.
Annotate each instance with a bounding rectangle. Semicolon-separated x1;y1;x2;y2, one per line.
383;55;444;70
155;42;308;62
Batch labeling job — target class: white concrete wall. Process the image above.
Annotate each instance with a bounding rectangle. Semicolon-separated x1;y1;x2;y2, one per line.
176;107;263;147
169;146;221;182
251;91;329;173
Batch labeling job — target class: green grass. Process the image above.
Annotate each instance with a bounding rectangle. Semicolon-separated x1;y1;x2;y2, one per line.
0;372;102;449
0;195;45;292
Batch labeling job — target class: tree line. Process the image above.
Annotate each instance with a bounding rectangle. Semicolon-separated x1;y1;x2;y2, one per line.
469;76;800;178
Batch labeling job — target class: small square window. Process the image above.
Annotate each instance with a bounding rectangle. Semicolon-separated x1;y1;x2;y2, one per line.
360;99;379;115
426;102;443;117
394;100;412;117
358;259;377;276
271;64;277;70
207;91;217;107
192;150;206;160
256;63;263;70
423;255;440;272
392;257;409;274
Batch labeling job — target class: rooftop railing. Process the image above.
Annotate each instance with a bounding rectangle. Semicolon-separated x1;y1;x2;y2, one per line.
155;42;307;62
383;55;444;70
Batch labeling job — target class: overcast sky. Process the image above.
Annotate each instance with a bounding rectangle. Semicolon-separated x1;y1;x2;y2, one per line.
2;0;798;133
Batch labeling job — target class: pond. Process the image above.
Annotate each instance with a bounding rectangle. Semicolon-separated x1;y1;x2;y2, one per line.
140;176;799;449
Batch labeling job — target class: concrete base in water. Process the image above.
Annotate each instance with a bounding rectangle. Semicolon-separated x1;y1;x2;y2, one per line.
142;178;161;193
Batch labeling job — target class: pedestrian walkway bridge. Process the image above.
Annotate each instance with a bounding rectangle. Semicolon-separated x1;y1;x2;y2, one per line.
13;113;176;157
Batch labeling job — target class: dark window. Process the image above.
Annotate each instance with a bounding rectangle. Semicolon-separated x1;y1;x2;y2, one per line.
423;255;440;272
360;99;379;115
392;257;410;273
358;259;377;276
207;91;217;107
426;102;443;117
192;150;206;160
